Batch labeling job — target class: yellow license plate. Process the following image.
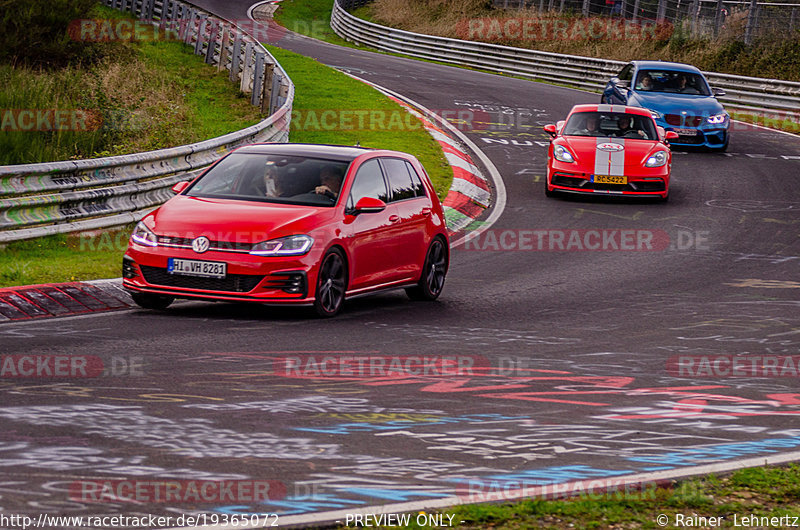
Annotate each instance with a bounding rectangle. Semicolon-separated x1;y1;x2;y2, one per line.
594;174;627;185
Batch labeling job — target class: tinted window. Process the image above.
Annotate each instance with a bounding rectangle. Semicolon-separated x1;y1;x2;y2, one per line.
349;159;388;204
404;161;426;198
618;64;633;82
382;158;417;202
563;112;657;140
634;70;711;96
187;153;350;207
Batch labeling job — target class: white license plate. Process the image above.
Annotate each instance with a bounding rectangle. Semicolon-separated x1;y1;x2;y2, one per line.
168;258;226;279
673;128;698;136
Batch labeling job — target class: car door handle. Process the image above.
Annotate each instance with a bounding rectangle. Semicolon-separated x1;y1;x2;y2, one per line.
421;208;432;216
389;215;400;223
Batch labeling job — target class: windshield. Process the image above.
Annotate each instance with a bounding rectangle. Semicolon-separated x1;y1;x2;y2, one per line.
634;70;711;96
563;112;658;140
186;153;350;207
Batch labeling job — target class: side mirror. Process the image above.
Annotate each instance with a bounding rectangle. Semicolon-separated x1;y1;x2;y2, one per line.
712;87;726;97
556;120;565;133
350;197;386;215
665;131;679;141
171;181;189;194
543;124;557;138
615;80;630;90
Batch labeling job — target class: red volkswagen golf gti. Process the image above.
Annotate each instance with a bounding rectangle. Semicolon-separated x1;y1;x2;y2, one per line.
123;144;449;317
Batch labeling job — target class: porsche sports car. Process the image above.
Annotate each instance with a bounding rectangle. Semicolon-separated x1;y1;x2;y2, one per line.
543;104;678;201
601;61;730;151
123;144;449;317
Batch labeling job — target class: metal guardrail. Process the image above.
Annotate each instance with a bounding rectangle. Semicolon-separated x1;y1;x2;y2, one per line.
0;0;294;243
331;0;800;114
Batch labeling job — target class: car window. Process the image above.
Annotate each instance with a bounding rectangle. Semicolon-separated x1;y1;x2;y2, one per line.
381;157;419;202
563;112;657;140
634;70;710;96
348;159;389;205
404;161;427;198
618;64;633;82
186;153;350;207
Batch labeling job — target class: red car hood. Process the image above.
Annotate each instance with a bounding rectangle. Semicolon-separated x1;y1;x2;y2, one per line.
148;195;330;243
560;137;661;174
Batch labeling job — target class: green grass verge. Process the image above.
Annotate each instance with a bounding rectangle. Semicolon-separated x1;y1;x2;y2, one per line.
333;464;800;529
0;4;260;164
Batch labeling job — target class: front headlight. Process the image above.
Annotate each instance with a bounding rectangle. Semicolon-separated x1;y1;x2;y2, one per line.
250;235;314;256
650;110;663;120
707;113;728;125
645;151;668;168
553;145;575;163
131;221;158;247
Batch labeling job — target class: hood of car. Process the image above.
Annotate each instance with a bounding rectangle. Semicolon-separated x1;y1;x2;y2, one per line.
147;195;330;243
560;136;662;171
629;91;725;117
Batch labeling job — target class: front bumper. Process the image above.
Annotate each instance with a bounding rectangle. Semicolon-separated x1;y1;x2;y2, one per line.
658;119;729;149
547;168;669;197
122;243;321;305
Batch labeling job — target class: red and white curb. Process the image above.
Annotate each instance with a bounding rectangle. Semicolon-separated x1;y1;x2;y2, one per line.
385;96;492;234
0;278;133;321
339;73;505;241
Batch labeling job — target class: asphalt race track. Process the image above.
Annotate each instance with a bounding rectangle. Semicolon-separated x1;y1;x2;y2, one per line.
1;3;799;528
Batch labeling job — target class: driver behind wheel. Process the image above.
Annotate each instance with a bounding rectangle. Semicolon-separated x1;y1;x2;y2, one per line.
315;165;344;200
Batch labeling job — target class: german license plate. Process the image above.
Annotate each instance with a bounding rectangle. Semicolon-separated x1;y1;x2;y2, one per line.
168;258;226;279
593;174;627;185
673;128;698;136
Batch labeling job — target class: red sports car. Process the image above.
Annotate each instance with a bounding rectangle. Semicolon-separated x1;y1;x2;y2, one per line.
543;104;678;201
123;144;449;317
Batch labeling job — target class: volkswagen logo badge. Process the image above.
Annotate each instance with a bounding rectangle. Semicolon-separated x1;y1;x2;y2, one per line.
192;236;210;254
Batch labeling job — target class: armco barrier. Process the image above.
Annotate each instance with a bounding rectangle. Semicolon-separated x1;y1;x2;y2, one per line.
0;0;293;243
331;0;800;114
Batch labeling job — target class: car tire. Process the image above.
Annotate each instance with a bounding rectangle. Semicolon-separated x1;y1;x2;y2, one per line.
313;248;347;318
406;237;448;301
131;292;174;310
545;185;556;198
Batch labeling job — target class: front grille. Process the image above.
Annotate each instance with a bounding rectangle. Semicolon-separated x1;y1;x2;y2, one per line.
673;133;705;144
157;236;253;253
139;266;263;293
553;174;664;193
665;114;703;127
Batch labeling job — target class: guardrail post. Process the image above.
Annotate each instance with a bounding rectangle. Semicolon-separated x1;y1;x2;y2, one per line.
261;63;275;114
271;73;283;115
744;0;758;44
183;9;196;44
240;42;255;94
656;0;667;22
791;8;798;32
582;0;590;17
252;51;266;107
205;19;220;64
195;15;208;55
713;0;725;36
559;0;565;13
632;0;641;22
218;26;230;72
547;0;554;11
231;33;243;82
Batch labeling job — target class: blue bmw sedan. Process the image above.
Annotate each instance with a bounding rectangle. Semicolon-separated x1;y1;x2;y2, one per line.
602;61;730;151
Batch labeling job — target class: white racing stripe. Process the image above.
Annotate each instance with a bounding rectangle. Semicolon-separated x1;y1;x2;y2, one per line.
594;138;626;177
